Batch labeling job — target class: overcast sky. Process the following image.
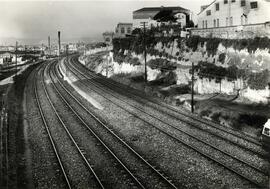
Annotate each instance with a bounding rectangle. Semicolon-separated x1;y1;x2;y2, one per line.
0;0;211;45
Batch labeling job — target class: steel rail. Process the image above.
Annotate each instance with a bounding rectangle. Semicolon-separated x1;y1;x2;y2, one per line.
33;63;72;189
71;55;261;146
41;61;105;189
69;56;266;157
65;56;267;188
54;60;178;189
48;61;146;189
66;58;269;175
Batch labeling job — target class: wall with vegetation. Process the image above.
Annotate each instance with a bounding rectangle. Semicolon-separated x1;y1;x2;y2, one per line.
111;34;270;103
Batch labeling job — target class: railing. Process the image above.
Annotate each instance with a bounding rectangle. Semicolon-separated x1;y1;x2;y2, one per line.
191;22;270;39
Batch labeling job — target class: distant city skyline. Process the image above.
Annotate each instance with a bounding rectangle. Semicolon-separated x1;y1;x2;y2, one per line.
0;0;211;45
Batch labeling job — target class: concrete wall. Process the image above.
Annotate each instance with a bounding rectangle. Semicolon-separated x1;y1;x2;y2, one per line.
191;22;270;39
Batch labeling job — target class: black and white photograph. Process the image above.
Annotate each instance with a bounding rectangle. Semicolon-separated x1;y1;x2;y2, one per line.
0;0;270;188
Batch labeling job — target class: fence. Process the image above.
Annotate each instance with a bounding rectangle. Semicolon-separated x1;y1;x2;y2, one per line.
191;22;270;39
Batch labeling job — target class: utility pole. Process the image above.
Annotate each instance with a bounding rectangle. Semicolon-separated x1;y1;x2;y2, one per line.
106;46;109;77
142;22;147;83
191;61;194;113
15;41;18;76
66;44;68;57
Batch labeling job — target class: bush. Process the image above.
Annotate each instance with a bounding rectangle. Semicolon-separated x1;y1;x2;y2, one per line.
211;112;221;122
218;53;226;63
247;69;270;90
238;113;268;128
131;75;144;82
186;35;201;51
206;38;221;55
174;85;190;94
200;109;212;117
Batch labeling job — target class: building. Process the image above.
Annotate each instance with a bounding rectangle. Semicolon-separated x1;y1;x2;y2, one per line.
114;23;133;38
0;52;13;64
68;43;78;52
132;6;191;29
102;32;114;44
197;0;270;29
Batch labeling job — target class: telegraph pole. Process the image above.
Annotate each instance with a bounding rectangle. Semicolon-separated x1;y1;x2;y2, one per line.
142;22;147;83
15;41;18;76
66;44;68;57
191;61;194;113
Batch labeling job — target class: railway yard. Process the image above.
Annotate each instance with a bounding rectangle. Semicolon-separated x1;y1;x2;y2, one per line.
0;56;269;188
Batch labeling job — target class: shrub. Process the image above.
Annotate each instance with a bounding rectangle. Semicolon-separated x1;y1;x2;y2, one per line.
206;38;221;55
238;113;268;128
200;109;211;117
130;57;141;65
186;35;201;51
247;69;270;90
211;112;221;122
131;75;144;82
218;53;226;63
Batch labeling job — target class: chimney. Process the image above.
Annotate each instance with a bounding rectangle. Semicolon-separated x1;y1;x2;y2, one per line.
58;31;61;56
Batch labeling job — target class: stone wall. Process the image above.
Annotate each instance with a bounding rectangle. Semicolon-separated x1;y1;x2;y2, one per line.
191;22;270;39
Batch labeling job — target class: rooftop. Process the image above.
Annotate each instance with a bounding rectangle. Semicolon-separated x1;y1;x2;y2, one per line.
116;23;133;27
197;0;216;15
133;6;189;13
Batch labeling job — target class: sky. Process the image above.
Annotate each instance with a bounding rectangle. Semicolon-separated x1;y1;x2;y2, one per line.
0;0;211;45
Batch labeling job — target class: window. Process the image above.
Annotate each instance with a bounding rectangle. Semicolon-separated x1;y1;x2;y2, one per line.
241;0;246;7
127;27;131;33
216;3;220;11
224;0;228;4
214;19;216;27
217;19;219;27
206;10;211;16
202;20;205;28
264;128;270;136
231;0;235;2
241;15;244;25
121;27;125;33
230;17;233;26
205;20;208;28
226;17;229;26
250;1;258;9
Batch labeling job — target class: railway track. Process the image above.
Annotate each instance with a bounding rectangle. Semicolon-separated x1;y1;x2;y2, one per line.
68;56;268;158
70;55;261;147
33;64;72;189
49;60;179;189
35;61;105;188
63;56;268;187
66;58;268;160
46;62;148;188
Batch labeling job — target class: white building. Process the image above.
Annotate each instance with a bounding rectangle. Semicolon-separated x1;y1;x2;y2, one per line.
114;23;133;38
132;6;191;29
197;0;270;29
